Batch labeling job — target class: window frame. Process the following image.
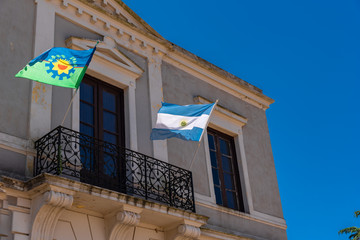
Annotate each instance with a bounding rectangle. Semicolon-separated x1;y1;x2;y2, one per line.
194;96;253;214
68;37;143;152
207;127;245;212
79;75;126;190
80;75;125;148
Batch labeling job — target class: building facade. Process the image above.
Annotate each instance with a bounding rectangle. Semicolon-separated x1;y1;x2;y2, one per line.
0;0;287;239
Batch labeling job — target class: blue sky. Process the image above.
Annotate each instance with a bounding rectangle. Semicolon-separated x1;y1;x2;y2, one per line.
123;0;360;239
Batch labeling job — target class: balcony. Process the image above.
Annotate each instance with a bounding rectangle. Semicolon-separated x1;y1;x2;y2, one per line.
34;126;195;212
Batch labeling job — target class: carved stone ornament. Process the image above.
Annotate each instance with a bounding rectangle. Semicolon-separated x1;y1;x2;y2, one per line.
107;209;141;240
117;210;140;226
174;224;201;240
30;191;73;240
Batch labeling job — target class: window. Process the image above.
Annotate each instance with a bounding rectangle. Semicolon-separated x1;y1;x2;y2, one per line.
207;128;245;211
80;75;125;147
79;75;125;189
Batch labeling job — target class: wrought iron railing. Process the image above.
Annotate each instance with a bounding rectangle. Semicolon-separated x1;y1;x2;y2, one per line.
34;126;195;212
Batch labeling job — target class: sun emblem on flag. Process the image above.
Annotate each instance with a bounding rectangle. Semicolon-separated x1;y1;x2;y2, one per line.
180;120;188;127
52;59;73;75
45;55;76;80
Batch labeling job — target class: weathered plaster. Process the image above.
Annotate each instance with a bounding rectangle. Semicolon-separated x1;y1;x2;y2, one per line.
0;0;34;139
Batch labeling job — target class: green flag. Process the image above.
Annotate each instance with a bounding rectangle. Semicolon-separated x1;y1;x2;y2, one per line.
16;46;96;89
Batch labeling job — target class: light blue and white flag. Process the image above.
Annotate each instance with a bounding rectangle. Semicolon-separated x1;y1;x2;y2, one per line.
150;102;216;141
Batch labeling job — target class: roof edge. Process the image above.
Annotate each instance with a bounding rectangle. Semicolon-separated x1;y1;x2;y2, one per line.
113;0;164;39
78;0;274;106
166;42;275;105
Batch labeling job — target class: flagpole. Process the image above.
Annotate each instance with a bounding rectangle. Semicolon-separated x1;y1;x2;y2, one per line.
60;41;99;126
61;88;79;126
188;99;219;169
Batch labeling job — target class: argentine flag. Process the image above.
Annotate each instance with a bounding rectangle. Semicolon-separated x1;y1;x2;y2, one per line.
150;102;216;141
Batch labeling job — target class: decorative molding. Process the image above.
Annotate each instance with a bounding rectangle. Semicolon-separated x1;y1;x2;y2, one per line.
252;210;287;228
101;0;107;7
130;35;136;42
141;41;147;49
164;56;270;111
106;208;141;240
91;15;98;24
177;224;201;239
43;191;73;208
88;0;150;33
167;224;201;240
200;227;251;240
195;201;287;230
7;205;31;214
104;21;110;30
30;190;74;240
75;7;83;16
194;96;248;126
66;36;143;78
0;132;34;156
117;29;124;36
49;0;272;110
117;210;140;225
66;36;141;151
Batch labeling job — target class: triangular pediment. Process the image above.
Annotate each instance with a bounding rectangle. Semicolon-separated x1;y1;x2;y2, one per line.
83;0;163;39
96;48;129;66
66;36;143;76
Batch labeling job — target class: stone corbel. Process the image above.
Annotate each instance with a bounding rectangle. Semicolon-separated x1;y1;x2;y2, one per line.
167;224;201;240
30;190;73;240
105;206;142;240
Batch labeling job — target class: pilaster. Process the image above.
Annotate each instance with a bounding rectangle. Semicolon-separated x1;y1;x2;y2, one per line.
128;80;138;151
148;52;168;162
29;0;55;140
27;0;56;178
236;127;254;214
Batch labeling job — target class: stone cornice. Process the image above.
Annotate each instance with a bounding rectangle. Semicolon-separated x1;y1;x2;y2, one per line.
47;0;274;109
111;0;164;39
101;0;273;104
77;0;163;39
0;174;209;224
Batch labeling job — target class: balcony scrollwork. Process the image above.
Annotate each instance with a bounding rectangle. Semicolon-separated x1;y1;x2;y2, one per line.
34;126;195;212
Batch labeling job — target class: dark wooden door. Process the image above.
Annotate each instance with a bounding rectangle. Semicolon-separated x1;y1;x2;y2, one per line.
79;75;125;191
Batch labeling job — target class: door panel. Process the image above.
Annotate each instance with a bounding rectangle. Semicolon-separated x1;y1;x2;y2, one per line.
79;75;124;191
